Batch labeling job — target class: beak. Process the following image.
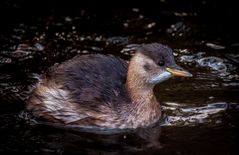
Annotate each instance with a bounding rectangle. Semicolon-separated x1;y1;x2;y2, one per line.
166;65;193;77
148;64;192;84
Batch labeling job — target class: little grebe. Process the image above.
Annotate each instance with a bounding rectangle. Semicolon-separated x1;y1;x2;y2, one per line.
26;43;192;129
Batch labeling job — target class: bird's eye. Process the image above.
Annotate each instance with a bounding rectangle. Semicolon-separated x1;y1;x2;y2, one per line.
158;61;165;66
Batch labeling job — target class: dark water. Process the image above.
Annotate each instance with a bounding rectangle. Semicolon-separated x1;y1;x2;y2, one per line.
1;1;239;154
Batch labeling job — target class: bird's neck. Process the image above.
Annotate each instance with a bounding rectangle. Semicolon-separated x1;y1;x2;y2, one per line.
124;61;161;128
126;53;155;102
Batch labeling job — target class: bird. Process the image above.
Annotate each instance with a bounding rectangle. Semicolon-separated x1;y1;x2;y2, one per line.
26;43;192;129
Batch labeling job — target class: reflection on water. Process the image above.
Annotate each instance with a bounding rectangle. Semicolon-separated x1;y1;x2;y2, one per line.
163;102;232;126
180;53;234;77
1;1;239;155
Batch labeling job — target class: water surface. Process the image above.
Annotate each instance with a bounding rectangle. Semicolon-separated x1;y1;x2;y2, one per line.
0;1;239;154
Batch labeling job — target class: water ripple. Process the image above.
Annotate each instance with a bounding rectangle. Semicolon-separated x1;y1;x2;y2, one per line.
162;102;236;126
179;51;237;79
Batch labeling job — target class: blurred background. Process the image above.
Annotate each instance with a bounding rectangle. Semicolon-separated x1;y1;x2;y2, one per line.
0;0;239;154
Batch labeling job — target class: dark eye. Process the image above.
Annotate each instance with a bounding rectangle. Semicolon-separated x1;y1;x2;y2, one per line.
158;61;165;66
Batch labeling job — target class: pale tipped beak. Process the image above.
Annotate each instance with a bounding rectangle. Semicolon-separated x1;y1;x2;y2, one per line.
166;66;193;77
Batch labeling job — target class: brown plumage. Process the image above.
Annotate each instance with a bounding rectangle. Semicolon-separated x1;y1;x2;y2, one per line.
26;43;192;129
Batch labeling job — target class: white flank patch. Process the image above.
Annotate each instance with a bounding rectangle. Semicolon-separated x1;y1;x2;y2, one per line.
41;87;87;123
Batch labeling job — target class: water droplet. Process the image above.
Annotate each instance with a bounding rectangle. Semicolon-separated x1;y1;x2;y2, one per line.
34;43;44;51
147;22;156;29
132;8;140;12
